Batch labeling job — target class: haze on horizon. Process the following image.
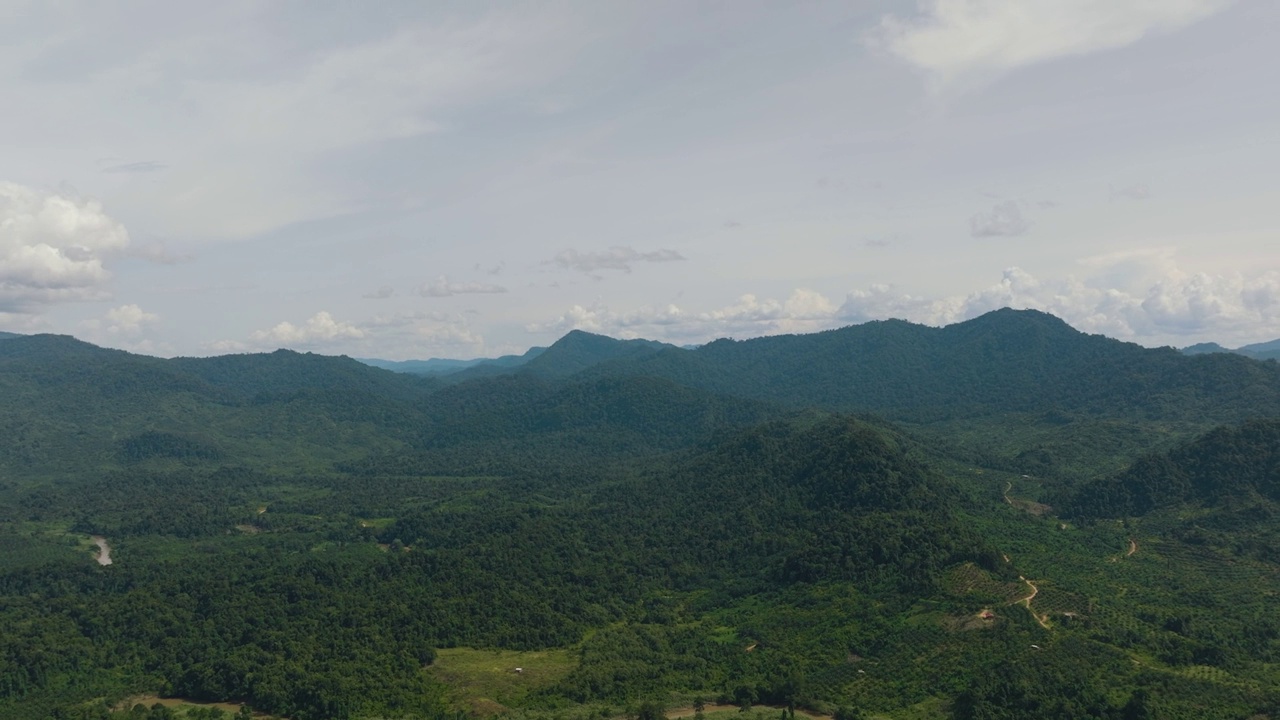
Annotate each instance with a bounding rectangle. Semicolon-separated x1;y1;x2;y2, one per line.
2;0;1278;360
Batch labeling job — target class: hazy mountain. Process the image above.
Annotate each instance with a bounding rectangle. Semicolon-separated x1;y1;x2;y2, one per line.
518;330;676;379
0;331;21;340
583;308;1280;423
1181;338;1280;361
1181;341;1231;355
357;346;546;376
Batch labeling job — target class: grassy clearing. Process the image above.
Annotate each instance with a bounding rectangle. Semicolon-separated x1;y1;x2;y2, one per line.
429;647;578;714
115;694;282;717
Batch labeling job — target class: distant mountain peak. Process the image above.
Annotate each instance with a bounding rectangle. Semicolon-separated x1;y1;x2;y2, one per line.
525;329;678;378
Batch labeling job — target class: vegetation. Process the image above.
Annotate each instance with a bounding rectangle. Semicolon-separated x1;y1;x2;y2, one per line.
4;310;1280;719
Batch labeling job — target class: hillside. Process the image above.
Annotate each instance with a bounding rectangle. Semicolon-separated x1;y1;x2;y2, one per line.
1066;419;1280;519
358;346;546;376
6;311;1280;719
1182;338;1280;361
584;309;1280;423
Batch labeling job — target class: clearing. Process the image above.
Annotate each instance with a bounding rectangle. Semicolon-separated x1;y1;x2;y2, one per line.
428;647;577;715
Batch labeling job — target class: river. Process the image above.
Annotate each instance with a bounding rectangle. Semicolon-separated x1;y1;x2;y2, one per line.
91;535;113;566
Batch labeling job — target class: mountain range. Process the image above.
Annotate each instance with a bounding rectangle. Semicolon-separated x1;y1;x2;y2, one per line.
5;309;1280;720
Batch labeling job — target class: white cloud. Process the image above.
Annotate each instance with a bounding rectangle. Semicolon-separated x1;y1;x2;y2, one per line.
249;311;365;346
552;246;685;274
531;255;1280;348
970;200;1030;237
529;289;840;340
875;0;1232;82
418;275;507;297
103;304;158;335
0;182;130;311
216;308;486;357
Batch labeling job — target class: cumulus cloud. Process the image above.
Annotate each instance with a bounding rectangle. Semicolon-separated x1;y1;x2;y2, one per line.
875;0;1232;82
970;200;1030;237
0;182;130;311
552;246;685;274
418;275;507;297
363;285;395;299
528;289;840;340
250;311;365;346
216;308;488;357
103;304;159;335
530;255;1280;347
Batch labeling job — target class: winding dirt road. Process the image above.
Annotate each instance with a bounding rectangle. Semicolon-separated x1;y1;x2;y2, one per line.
1012;576;1050;629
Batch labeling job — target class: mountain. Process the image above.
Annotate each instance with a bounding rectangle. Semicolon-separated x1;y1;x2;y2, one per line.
357;346;546;376
1181;338;1280;361
8;311;1280;719
1181;341;1230;355
1239;338;1280;360
1065;419;1280;518
518;330;676;379
583;309;1280;423
0;331;21;340
0;335;436;477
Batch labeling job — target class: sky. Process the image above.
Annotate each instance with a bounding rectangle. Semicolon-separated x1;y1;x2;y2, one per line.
2;0;1279;359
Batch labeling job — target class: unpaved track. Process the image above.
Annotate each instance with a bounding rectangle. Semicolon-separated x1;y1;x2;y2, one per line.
1012;576;1050;629
91;536;112;566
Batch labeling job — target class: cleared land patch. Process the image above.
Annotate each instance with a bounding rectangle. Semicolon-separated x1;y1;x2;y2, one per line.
428;647;577;715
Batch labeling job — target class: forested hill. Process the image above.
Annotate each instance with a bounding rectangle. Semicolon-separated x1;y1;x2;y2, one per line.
1066;419;1280;518
0;335;438;477
168;348;439;402
0;331;21;340
1182;338;1280;361
358;346;546;376
515;330;674;379
0;333;780;479
573;309;1280;422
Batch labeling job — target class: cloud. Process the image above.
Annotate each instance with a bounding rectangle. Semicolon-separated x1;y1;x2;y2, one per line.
103;304;158;335
969;200;1029;237
836;261;1280;344
418;275;507;297
531;254;1280;348
0;182;130;312
363;285;395;299
1111;183;1151;201
249;311;365;346
101;160;168;174
552;246;685;274
528;289;839;340
874;0;1232;82
219;308;486;357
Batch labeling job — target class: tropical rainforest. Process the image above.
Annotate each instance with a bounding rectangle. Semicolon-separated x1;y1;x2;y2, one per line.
3;308;1280;720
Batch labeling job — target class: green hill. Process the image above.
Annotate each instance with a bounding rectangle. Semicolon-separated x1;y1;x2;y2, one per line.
7;312;1280;719
1066;419;1280;518
588;309;1280;423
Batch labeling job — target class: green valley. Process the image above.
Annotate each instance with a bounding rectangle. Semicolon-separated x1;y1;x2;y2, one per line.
3;310;1280;720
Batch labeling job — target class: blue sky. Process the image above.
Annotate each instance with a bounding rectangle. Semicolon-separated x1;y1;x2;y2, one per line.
2;0;1278;358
